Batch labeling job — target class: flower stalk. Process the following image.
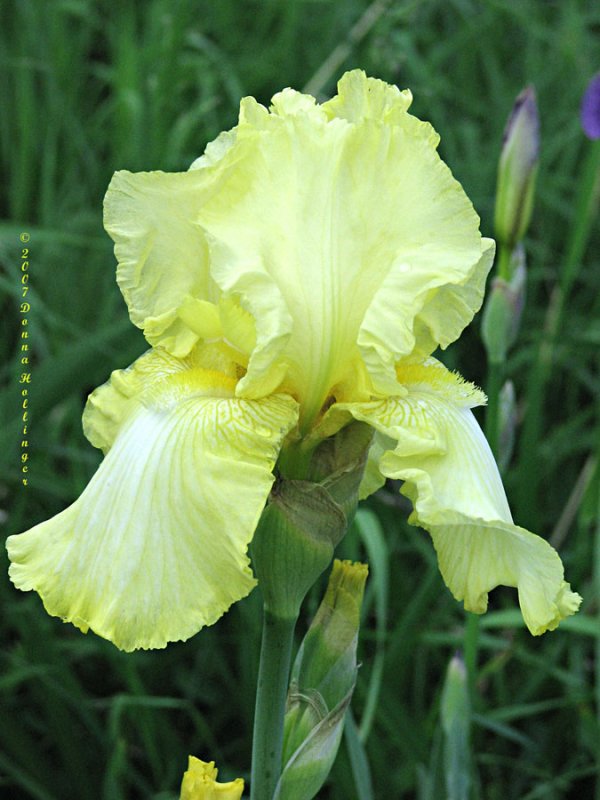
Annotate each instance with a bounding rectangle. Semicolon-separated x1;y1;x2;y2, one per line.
249;423;372;798
251;610;298;800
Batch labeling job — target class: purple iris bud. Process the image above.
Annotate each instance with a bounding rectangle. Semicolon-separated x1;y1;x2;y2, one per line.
581;72;600;140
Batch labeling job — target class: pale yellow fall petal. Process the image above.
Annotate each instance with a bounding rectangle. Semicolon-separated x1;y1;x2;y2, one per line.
358;431;395;500
326;359;580;634
82;346;241;454
7;361;298;651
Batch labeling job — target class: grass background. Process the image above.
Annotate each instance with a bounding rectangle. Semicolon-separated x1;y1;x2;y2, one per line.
1;0;599;797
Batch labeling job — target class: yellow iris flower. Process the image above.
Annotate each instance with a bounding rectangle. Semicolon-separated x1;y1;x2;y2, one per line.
179;756;244;800
6;71;580;651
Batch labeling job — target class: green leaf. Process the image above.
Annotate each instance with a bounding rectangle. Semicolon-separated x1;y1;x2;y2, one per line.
344;710;374;800
354;508;389;741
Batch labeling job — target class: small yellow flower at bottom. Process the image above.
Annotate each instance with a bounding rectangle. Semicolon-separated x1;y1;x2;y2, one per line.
180;756;244;800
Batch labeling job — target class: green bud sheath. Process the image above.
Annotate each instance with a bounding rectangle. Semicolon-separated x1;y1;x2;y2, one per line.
252;481;347;620
275;693;352;800
252;421;373;620
481;279;514;365
306;422;374;514
481;245;526;364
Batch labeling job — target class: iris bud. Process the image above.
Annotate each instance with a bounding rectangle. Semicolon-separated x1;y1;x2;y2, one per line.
494;87;540;251
441;653;471;800
274;560;368;800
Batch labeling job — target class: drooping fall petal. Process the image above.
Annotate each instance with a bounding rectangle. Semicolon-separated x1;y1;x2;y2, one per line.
7;350;298;651
320;359;581;634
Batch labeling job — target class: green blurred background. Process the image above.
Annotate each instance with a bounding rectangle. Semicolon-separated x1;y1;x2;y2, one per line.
1;0;599;797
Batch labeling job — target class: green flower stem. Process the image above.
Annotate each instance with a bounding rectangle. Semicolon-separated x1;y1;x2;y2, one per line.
496;243;512;282
251;608;298;800
485;360;504;460
276;439;315;480
463;612;480;702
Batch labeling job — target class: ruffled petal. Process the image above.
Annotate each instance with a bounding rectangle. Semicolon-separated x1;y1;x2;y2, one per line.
322;69;413;122
104;70;492;432
7;353;298;650
410;236;495;357
324;359;581;634
104;169;228;357
82;344;242;454
358;431;395;500
196;70;489;423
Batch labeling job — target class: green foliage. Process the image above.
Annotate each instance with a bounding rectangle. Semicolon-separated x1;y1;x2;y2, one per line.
1;0;599;797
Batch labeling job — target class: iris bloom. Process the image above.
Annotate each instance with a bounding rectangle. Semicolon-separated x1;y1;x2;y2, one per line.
179;756;243;800
7;71;580;651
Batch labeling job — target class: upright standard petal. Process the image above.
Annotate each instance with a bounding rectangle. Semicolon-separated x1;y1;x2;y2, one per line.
322;359;580;634
104;71;493;433
7;350;298;651
196;71;490;423
104;170;221;356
